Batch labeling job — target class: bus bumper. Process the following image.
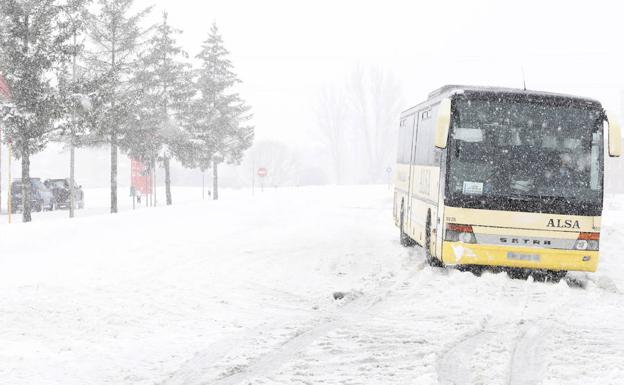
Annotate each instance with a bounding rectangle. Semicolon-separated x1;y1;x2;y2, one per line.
441;241;599;272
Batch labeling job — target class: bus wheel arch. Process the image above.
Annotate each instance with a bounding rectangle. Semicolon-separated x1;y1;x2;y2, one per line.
425;209;443;267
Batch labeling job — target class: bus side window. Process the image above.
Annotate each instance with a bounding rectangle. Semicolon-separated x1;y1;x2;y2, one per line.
398;114;416;164
414;106;436;165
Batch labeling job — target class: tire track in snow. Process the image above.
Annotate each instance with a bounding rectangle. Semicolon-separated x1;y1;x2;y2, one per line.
156;322;278;385
507;323;548;385
437;328;496;385
438;323;547;385
437;276;572;385
174;255;428;385
209;264;427;385
437;276;535;385
505;283;592;385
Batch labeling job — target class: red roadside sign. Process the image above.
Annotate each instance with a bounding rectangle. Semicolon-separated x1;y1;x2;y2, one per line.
257;167;268;178
131;158;152;195
0;74;11;100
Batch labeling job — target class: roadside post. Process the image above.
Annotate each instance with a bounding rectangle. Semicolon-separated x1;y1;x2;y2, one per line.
257;167;267;192
130;185;136;210
7;139;12;224
0;124;2;214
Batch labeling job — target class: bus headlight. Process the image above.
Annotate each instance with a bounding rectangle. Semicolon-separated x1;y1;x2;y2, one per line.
576;233;599;251
574;239;599;251
459;232;474;243
574;240;588;250
445;223;477;244
587;240;599;250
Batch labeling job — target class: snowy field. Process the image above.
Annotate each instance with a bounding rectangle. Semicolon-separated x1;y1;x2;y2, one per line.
1;185;624;385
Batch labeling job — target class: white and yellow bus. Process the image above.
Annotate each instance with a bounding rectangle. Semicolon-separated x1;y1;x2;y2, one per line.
394;85;621;276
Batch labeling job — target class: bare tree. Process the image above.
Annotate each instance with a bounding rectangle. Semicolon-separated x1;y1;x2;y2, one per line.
346;66;402;183
316;86;348;184
315;66;403;184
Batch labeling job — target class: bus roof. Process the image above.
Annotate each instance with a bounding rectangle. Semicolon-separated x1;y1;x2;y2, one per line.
428;84;601;105
402;85;603;118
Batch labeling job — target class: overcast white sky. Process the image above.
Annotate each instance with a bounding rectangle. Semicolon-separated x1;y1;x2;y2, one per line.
10;0;624;189
133;0;624;146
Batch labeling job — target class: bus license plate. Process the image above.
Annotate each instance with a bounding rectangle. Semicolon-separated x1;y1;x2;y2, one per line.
507;252;540;262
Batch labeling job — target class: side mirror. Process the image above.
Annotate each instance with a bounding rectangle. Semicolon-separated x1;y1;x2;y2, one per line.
607;111;621;157
435;98;452;148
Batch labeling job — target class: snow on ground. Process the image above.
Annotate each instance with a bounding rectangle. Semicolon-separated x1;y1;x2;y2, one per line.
1;185;623;385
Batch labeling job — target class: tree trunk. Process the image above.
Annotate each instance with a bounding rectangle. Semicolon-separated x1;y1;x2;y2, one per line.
110;27;117;213
69;135;75;218
212;160;219;200
21;144;31;222
110;129;118;213
164;155;172;205
69;28;77;219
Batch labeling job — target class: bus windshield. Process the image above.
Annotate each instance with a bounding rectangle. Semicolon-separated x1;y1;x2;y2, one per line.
448;97;603;209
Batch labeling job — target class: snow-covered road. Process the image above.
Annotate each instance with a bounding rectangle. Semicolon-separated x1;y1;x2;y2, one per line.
1;186;623;385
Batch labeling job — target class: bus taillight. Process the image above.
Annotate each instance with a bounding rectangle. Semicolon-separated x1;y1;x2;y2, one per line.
575;232;600;251
445;223;477;244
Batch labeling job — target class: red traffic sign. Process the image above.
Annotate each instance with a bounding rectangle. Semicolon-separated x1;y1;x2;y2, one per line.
257;167;268;177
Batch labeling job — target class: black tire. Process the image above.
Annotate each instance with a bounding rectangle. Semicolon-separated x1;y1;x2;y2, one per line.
399;202;415;247
425;210;443;267
35;202;43;212
548;270;567;282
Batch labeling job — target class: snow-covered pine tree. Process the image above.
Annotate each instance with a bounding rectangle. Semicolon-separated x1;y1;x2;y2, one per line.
55;0;92;218
84;0;151;213
189;23;254;200
128;11;193;206
0;0;76;222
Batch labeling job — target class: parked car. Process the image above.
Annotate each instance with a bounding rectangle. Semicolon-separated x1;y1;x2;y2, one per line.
10;178;55;213
44;178;84;209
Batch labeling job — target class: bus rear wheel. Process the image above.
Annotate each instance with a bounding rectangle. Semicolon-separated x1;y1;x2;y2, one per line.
399;203;415;247
425;211;443;267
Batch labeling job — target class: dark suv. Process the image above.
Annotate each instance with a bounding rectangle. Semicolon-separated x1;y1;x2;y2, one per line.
10;178;55;213
44;178;84;209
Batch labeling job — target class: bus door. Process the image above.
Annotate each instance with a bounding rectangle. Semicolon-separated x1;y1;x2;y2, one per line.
406;114;419;232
